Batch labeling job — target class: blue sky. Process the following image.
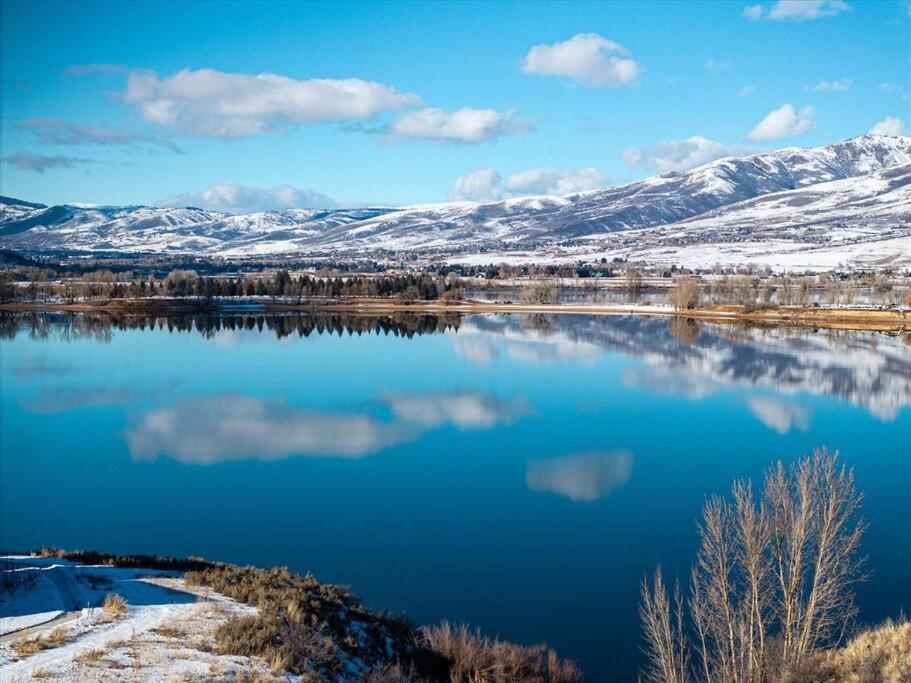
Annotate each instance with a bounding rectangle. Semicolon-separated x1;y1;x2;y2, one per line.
1;0;909;211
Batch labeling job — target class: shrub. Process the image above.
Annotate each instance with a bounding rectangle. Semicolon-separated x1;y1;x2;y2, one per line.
421;622;582;682
522;281;559;305
102;592;128;619
670;277;701;311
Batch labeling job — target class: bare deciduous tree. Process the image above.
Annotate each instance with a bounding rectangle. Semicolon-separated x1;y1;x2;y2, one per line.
671;277;701;311
640;448;865;683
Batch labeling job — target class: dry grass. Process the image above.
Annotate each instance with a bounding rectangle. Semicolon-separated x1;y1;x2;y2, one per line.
421;621;582;683
102;592;128;619
10;627;74;658
31;666;54;678
795;618;911;682
149;621;189;639
74;648;106;666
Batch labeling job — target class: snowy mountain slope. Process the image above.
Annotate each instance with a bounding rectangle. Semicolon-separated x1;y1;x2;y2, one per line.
309;135;911;252
1;135;909;267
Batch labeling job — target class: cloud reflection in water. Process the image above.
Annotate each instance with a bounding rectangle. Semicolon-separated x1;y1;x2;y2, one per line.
526;450;633;502
126;391;530;465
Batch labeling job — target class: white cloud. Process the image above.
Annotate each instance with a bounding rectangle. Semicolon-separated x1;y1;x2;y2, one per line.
769;0;849;20
123;68;419;139
520;33;641;87
869;116;908;136
746;396;811;434
704;58;731;71
448;166;605;201
745;104;813;141
739;85;758;96
808;78;852;91
505;167;605;195
526;451;633;502
448;169;505;202
743;4;765;19
387;107;533;143
880;82;905;95
622;136;751;173
157;182;339;213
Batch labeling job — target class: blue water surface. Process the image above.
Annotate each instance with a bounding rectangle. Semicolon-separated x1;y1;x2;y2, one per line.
1;312;908;679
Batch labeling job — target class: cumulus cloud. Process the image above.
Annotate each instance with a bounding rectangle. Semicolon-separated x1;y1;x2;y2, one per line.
745;104;813;141
739;85;758;96
387;107;533;143
16;118;182;153
506;167;605;195
448;169;505;202
869;116;908;136
156;182;339;214
521;33;641;87
746;396;811;434
122;68;419;139
768;0;849;20
384;391;531;429
808;78;852;91
742;4;764;19
448;167;605;201
622;136;751;173
2;152;92;173
526;451;633;502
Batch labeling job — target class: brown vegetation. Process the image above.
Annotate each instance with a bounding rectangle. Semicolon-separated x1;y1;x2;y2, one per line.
10;627;74;658
182;563;579;681
670;277;701;311
102;592;129;619
640;448;874;682
420;622;581;683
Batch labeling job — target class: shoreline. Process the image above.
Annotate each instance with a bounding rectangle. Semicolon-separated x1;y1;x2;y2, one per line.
1;298;908;332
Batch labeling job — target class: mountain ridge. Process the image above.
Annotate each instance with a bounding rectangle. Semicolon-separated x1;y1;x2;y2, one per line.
2;135;909;269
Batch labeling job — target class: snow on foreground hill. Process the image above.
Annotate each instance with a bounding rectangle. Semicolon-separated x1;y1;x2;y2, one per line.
1;135;910;270
1;554;581;682
0;557;272;681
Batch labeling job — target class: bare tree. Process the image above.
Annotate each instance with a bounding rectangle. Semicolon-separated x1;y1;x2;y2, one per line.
640;568;689;683
641;448;865;683
522;281;558;304
671;277;701;311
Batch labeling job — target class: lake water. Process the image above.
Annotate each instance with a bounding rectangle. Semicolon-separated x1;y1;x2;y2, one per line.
2;311;909;679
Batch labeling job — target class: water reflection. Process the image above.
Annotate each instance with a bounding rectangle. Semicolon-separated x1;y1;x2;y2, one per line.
745;396;812;434
456;315;911;420
4;311;909;419
0;311;460;342
526;451;633;502
125;391;530;464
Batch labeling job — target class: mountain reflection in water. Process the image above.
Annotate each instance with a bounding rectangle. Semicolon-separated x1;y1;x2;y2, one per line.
4;311;909;421
2;310;909;681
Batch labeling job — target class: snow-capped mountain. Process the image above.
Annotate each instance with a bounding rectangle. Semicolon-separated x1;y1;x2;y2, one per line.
2;135;909;269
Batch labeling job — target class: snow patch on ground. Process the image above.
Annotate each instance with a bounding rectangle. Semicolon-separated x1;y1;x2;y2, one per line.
0;557;286;682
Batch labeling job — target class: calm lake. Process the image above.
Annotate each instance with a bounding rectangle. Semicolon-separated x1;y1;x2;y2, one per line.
2;311;909;679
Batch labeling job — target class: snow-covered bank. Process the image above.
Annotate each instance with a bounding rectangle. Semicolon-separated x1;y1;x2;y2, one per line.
0;557;275;681
2;552;582;682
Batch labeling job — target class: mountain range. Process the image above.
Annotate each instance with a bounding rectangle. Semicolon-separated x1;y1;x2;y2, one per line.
2;134;909;270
